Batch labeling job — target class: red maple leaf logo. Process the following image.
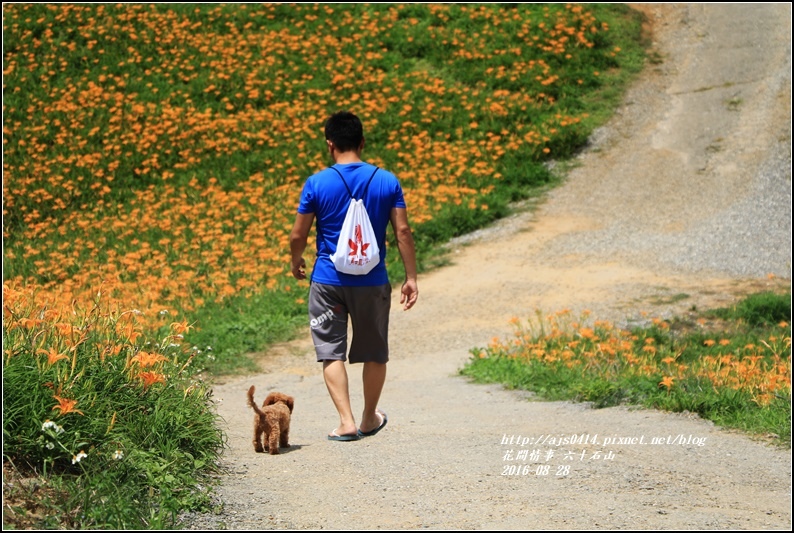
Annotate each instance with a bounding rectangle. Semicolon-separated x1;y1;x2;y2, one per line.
348;224;370;262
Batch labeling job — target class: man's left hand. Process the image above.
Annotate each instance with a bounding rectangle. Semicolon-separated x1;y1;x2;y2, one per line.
292;257;307;280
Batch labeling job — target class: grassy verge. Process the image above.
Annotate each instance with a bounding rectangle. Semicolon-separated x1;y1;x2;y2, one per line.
461;292;792;447
2;285;225;528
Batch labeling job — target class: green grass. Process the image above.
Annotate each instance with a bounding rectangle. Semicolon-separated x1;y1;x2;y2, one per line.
3;289;225;528
461;292;792;447
708;291;791;327
184;288;309;376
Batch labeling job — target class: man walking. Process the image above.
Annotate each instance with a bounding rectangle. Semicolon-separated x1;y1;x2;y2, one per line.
290;111;418;441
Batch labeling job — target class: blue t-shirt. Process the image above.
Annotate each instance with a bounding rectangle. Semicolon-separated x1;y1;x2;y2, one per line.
297;162;406;287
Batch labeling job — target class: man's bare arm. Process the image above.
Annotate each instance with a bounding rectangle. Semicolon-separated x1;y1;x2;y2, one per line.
290;212;315;280
390;207;418;310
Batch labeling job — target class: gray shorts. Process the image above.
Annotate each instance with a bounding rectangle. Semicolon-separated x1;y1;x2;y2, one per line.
308;282;391;364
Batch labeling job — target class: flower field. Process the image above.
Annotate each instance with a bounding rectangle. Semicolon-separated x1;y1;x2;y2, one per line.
3;283;224;527
3;3;641;327
464;304;791;443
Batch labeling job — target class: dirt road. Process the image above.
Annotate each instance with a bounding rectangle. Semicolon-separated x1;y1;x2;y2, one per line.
181;4;791;530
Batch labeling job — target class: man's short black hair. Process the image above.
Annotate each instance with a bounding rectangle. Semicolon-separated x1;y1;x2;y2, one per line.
324;111;363;153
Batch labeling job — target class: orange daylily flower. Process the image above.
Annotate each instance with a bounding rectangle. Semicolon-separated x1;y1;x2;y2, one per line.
137;371;166;388
53;322;75;337
170;320;193;335
38;347;70;366
117;322;143;344
130;351;167;368
659;376;675;390
52;395;84;416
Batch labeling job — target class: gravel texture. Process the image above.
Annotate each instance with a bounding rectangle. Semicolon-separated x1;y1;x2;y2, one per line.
179;4;791;530
538;3;792;280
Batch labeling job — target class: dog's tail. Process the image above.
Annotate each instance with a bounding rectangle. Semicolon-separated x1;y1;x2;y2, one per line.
247;385;266;417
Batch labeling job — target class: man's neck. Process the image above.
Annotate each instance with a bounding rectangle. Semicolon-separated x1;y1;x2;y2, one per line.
333;150;362;165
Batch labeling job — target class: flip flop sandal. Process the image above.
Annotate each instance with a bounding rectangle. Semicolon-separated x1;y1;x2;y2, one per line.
328;428;360;441
357;411;388;437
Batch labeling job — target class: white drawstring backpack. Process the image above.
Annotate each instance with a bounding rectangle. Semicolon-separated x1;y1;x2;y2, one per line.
329;166;380;275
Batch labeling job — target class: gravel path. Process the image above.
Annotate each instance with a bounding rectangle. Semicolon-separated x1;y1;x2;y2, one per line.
180;4;791;530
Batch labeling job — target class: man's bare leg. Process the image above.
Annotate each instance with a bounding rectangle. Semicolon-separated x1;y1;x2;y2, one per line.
360;361;387;433
323;360;357;436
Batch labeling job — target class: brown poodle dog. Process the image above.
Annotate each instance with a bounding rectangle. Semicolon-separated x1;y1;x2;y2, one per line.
246;386;294;455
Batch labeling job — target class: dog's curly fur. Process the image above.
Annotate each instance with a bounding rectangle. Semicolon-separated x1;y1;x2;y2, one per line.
246;386;294;455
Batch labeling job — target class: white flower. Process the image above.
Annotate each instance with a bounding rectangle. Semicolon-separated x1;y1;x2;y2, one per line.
46;442;55;450
113;450;124;460
42;420;64;434
159;309;170;316
72;450;88;464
